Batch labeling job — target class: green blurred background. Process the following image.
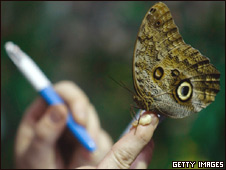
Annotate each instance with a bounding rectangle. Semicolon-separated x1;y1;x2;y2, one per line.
1;1;225;169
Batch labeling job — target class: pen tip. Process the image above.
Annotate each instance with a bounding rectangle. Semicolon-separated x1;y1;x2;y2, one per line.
5;41;15;52
88;141;97;152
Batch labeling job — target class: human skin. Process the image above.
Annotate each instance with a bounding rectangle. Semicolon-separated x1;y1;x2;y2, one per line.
14;81;159;169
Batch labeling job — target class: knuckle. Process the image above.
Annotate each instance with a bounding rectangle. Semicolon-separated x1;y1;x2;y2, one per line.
54;80;75;89
111;147;134;169
54;80;82;96
138;134;150;145
54;81;90;103
136;127;154;145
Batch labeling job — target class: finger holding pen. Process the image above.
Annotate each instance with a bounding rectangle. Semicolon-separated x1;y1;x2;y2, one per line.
15;81;113;168
5;42;96;152
7;41;159;169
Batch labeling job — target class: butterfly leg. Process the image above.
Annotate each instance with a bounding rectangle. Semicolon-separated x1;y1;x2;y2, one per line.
132;110;143;128
136;109;143;126
130;104;140;120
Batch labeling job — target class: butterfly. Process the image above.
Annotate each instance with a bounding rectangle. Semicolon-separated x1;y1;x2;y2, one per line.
132;2;220;118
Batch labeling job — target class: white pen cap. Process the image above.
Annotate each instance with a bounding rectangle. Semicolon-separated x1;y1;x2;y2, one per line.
5;42;51;91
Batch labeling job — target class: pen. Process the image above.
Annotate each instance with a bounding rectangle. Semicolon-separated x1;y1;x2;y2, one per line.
5;41;96;152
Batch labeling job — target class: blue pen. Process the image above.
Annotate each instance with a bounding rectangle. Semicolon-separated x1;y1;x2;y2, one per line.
5;41;96;152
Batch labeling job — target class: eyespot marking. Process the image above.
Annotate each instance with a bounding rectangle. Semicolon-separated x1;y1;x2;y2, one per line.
176;81;193;101
154;67;164;80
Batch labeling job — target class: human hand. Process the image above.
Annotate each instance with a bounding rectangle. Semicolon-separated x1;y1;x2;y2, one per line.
15;81;113;168
93;112;159;169
15;81;159;169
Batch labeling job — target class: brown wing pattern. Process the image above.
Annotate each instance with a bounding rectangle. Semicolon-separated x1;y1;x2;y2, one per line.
132;2;220;118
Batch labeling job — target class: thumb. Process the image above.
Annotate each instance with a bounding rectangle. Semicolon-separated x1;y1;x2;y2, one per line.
33;104;68;145
97;112;159;169
20;105;68;168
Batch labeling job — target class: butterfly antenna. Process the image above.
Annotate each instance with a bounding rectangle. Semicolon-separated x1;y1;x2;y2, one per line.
108;76;135;95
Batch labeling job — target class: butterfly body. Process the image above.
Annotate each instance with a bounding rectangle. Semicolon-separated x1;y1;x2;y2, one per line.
133;2;220;118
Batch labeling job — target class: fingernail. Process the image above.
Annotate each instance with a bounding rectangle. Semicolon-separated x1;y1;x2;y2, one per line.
49;109;64;123
150;113;159;127
139;114;152;126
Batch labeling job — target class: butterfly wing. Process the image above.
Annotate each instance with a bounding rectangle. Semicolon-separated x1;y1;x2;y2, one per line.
133;2;183;111
133;2;220;118
133;2;173;100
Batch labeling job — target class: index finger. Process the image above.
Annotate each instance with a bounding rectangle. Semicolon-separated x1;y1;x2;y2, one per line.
97;112;159;169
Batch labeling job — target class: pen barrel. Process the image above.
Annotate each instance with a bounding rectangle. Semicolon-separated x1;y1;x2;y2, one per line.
39;86;64;105
39;86;96;152
67;114;96;151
